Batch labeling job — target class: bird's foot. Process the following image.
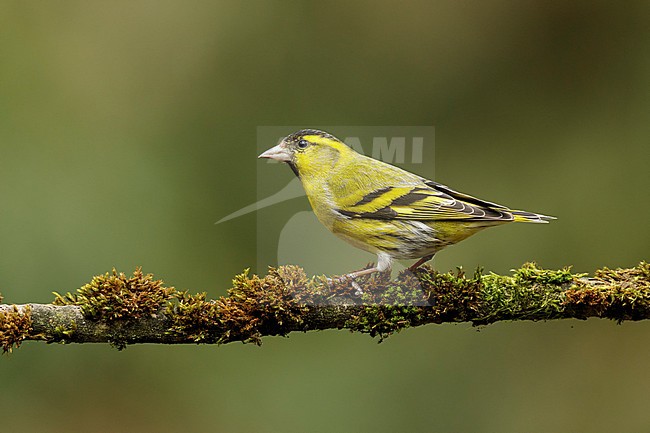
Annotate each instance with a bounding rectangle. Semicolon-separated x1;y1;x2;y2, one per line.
326;270;375;296
325;276;364;296
350;280;363;296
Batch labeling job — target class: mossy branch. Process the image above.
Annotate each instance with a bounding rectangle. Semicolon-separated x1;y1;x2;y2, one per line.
1;262;648;353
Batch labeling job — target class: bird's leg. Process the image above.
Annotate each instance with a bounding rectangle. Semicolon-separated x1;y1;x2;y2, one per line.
345;266;382;279
343;253;393;280
327;266;379;296
408;254;435;272
328;254;393;295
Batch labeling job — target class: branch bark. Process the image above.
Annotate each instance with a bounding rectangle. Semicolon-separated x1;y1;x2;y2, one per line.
1;262;648;352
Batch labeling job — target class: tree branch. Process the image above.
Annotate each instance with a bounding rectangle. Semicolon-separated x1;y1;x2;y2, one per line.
1;262;648;352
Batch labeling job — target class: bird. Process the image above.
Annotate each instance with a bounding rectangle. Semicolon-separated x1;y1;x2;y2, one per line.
258;129;554;279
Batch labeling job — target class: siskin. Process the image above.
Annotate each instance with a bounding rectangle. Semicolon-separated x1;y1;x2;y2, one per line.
259;129;554;278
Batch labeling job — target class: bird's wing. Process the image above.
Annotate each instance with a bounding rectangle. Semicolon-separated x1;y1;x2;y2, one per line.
335;181;514;221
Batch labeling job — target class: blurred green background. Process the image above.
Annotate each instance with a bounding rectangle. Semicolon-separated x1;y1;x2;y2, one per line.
1;1;649;432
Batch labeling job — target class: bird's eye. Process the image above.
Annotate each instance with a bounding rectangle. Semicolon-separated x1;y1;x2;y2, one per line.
298;139;309;149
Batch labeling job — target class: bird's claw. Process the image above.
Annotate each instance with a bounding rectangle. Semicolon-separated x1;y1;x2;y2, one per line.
350;280;363;296
325;275;364;296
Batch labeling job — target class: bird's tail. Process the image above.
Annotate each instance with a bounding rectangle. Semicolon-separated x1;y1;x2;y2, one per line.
510;210;556;223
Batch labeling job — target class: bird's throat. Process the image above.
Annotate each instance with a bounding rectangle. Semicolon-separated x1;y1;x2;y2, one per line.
286;161;300;178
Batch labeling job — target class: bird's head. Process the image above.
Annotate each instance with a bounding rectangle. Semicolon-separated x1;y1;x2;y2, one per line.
258;129;353;178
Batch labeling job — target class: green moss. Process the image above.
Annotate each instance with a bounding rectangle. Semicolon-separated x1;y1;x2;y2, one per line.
25;261;647;348
302;262;650;337
166;266;307;345
415;266;483;323
345;268;435;341
475;262;575;324
347;304;423;341
342;262;592;334
53;267;175;322
344;266;486;341
0;305;32;354
564;261;650;321
166;290;221;343
49;321;78;344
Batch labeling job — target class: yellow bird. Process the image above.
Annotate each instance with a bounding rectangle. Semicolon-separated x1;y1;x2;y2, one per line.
259;129;554;279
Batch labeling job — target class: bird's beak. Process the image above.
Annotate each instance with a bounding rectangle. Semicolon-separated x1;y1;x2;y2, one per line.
258;143;291;162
